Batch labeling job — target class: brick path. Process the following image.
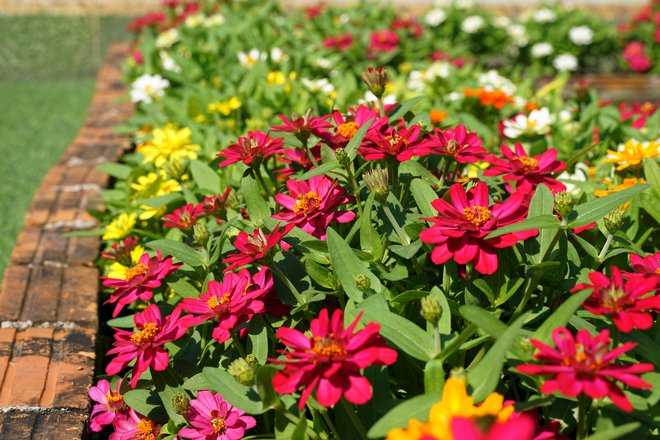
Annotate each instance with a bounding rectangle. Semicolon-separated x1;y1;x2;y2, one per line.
0;44;132;437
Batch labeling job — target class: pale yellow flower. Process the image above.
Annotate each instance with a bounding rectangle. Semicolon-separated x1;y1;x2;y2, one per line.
267;71;286;86
603;139;659;171
131;171;182;199
103;213;137;240
136;125;200;167
208;97;242;115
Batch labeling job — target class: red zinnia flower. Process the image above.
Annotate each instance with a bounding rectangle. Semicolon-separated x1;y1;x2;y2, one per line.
102;236;140;265
417;125;487;163
272;112;332;143
163;203;205;230
360;125;424;162
201;188;233;219
628;252;660;288
179;267;272;343
102;251;180;317
572;266;658;332
217;131;284;167
106;304;189;388
483;143;566;194
450;414;537;440
111;409;161;440
323;34;354;51
222;224;294;272
392;17;424;38
420;182;536;275
328;105;388;148
369;29;400;54
272;175;356;239
517;327;654;411
271;308;397;409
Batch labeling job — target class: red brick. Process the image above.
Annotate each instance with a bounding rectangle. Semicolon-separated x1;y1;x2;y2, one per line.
58;266;98;325
21;264;63;322
67;235;99;265
0;265;30;321
34;230;69;263
32;411;86;438
9;227;41;264
0;329;17;389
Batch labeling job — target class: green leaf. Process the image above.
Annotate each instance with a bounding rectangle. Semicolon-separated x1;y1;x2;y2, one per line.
643;158;660;199
526;184;556;264
584;423;641;440
168;279;200;299
107;314;135;328
241;174;270;220
203;367;264;414
367;393;439;438
152;370;187;424
190;160;221;193
486;215;561;239
138;193;183;208
360;192;384;261
360;307;436;361
430;286;451;335
468;314;527;402
460;306;507;338
123;389;163;419
327;227;381;301
569;184;649;228
424;359;445;394
182;373;210;391
410;178;437;218
255;365;279;410
533;290;591;344
388;96;425;121
147;239;204;267
344;118;373;160
97;162;132;179
247;315;269;363
295;160;341;181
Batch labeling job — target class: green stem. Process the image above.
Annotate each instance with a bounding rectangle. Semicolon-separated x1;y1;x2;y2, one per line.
302;138;319;168
382;204;410;245
270;263;306;307
597;233;614;261
274;403;320;440
253;166;272;198
346;164;363;218
319;408;341;440
438;324;477;362
378;97;386;117
576;394;592;440
433;326;441;354
387;160;399;196
230;329;246;358
612;326;620;348
341;399;367;440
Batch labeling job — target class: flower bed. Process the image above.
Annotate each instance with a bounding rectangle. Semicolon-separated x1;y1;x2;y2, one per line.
89;1;658;440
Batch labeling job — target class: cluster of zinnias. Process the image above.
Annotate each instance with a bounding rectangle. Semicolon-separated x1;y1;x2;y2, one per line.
163;190;232;230
271;308;397;408
179;390;256;440
388;378;537;440
517;327;653;411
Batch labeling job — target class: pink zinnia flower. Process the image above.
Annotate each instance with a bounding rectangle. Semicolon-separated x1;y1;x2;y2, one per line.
201;189;233;219
106;304;189;388
416;125;487;163
271;308;397;409
420;182;536;275
102;251;180;317
628;252;660;287
273;175;356;239
450;414;537;440
360;125;424;162
484;143;566;194
328;105;388;148
88;379;126;432
178;390;256;440
623;42;652;73
163;203;205;230
369;29;400;54
110;408;161;440
179;267;272;343
217;131;284;167
323;34;354;51
572;266;658;332
102;236;140;265
222;224;294;272
517;327;654;411
272;112;332;143
392;17;424;38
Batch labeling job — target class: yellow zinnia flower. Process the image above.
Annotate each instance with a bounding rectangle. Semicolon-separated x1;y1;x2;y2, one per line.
387;378;514;440
267;71;286;86
106;245;145;280
208;97;242;115
594;177;645;210
603;139;659;171
131;171;182;199
103;213;137;240
136;124;200;168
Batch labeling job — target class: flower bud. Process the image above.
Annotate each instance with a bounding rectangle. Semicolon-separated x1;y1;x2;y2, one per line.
519;337;534;354
355;274;371;292
193;223;210;246
420;295;442;325
450;367;467;385
245;354;259;368
228;358;256;386
335;148;350;166
363;168;390;203
361;67;388;99
172;393;190;415
604;208;624;234
554;191;575;218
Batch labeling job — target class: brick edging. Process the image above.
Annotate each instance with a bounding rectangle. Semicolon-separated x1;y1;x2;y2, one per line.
0;43;132;437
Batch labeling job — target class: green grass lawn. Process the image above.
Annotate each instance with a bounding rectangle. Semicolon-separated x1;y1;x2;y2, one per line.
0;16;131;280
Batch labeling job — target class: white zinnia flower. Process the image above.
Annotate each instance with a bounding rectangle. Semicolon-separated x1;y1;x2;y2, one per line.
533;8;556;23
569;26;594;46
302;78;335;95
461;15;484;34
130;74;169;104
493;16;511;28
159;51;181;73
361;91;396;106
425;8;447;26
237;49;266;67
553;53;578;71
557;162;590;194
531;42;554;58
427;61;451;80
270;47;288;63
508;24;528;47
204;14;226;27
478;70;516;96
407;71;426;92
184;13;205;28
156;28;178;49
502;107;556;139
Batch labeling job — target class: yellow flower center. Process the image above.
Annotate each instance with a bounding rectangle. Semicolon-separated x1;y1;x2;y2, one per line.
211;416;226;434
246;229;268;249
136;419;157;439
463;206;493;227
518;156;538;172
125;263;149;280
206;293;231;310
337;121;360;140
106;391;124;404
294;191;322;216
574;343;587;363
311;336;347;357
130;322;159;346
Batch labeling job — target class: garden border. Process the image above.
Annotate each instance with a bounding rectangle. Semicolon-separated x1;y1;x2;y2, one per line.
0;43;132;437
